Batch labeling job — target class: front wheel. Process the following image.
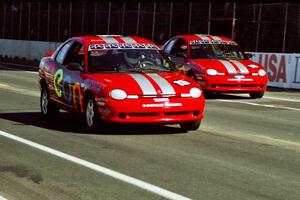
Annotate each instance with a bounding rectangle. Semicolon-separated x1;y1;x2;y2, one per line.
83;95;100;131
40;87;59;118
180;120;201;131
249;91;264;99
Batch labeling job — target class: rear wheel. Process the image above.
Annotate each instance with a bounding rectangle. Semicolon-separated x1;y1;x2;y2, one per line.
40;87;59;118
180;120;201;131
249;91;264;99
83;95;100;131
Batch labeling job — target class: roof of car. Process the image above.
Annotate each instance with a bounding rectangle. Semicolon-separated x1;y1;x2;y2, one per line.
175;34;237;45
74;35;157;45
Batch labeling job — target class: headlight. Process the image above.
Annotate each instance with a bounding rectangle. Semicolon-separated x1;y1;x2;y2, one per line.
206;69;218;76
110;89;127;100
189;87;202;98
258;69;266;76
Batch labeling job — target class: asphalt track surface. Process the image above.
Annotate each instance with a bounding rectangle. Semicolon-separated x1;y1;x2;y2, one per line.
0;63;300;200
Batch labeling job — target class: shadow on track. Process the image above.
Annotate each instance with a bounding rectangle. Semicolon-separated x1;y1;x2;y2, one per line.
204;93;250;100
0;112;186;135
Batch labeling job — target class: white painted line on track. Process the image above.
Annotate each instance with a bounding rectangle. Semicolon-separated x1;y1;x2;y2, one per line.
217;99;300;112
264;96;300;103
0;130;191;200
0;83;39;97
0;195;7;200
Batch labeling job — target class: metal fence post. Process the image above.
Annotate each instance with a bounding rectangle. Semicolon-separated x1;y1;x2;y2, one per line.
136;2;141;35
107;2;111;35
255;3;262;52
121;2;126;35
58;1;61;41
69;2;72;38
28;2;31;40
81;2;85;35
2;2;6;38
282;3;289;53
188;2;192;34
208;3;211;34
18;2;23;39
231;3;236;40
47;2;50;41
169;2;173;38
94;2;97;34
37;2;40;41
151;2;156;41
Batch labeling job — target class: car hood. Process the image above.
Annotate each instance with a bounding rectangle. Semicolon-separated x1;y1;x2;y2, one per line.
84;72;200;97
189;59;264;75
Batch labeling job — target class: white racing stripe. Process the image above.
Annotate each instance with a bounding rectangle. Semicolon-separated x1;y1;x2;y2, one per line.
216;99;300;112
218;60;237;74
121;36;137;43
97;35;119;43
0;130;190;200
129;74;157;95
229;60;249;74
195;34;211;41
147;73;176;95
210;36;222;40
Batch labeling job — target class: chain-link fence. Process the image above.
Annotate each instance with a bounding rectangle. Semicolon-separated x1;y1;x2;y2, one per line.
0;2;299;53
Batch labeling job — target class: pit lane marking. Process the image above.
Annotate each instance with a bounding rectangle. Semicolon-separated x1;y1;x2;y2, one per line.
0;83;39;97
0;130;191;200
216;99;300;112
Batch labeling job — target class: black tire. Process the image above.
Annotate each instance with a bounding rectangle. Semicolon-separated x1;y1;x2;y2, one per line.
40;87;59;118
249;91;264;99
83;94;100;131
180;120;201;131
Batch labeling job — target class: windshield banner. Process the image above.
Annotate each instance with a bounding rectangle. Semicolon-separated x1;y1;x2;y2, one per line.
88;43;157;51
249;52;300;89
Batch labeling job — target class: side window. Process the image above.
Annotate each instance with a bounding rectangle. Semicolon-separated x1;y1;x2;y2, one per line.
56;41;74;64
170;39;188;58
64;41;84;67
163;39;177;54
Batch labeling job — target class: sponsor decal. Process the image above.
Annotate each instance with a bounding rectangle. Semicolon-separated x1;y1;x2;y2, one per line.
190;40;237;45
173;80;191;86
88;43;157;51
248;64;259;69
142;102;182;108
153;98;169;102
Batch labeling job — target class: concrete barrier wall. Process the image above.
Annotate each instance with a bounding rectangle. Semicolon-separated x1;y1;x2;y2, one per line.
0;39;299;89
0;39;62;61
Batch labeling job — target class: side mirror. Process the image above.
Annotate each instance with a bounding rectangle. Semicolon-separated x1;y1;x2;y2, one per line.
45;51;54;57
66;63;83;72
245;53;253;59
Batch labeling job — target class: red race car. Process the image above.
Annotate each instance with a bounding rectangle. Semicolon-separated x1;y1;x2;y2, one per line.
39;35;205;131
161;34;268;98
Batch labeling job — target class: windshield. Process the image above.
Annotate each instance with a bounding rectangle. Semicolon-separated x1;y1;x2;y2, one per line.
88;49;176;73
190;44;246;60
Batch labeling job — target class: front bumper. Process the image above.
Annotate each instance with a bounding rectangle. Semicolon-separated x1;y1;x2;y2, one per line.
95;96;205;124
197;75;268;93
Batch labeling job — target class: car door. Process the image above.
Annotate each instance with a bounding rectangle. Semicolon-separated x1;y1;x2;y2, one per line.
62;41;85;112
51;40;74;105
